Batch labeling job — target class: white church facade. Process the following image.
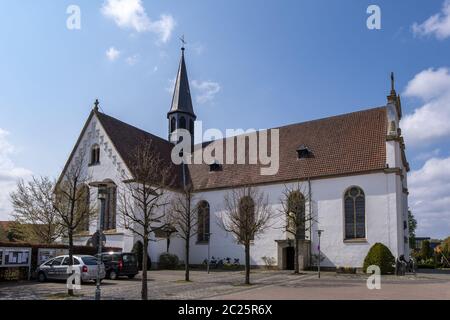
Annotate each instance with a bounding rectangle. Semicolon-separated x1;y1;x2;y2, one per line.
60;48;410;270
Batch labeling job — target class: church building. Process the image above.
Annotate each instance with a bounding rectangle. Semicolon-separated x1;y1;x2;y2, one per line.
60;47;410;270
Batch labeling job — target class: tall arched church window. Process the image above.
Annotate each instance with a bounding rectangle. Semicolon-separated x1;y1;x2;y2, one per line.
77;184;90;232
197;201;210;243
239;196;255;241
287;191;306;240
103;186;117;231
344;187;366;239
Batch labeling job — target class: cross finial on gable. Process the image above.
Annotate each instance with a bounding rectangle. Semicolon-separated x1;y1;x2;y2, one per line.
94;99;100;111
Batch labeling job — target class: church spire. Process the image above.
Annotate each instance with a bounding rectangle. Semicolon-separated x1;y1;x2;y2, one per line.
168;42;197;144
168;45;196;119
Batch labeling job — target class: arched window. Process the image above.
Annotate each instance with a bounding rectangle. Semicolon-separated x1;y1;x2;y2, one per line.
287;191;305;239
344;187;366;239
179;116;187;130
103;185;117;231
239;196;255;241
197;201;210;243
77;184;90;232
170;117;176;133
189;119;195;135
90;144;100;165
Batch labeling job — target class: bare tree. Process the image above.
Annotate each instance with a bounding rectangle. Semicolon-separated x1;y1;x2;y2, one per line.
118;140;172;300
279;182;315;274
219;186;275;285
169;183;198;282
10;176;63;244
159;208;178;253
53;148;95;296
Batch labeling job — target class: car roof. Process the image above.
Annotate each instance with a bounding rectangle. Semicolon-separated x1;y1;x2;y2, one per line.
52;255;96;259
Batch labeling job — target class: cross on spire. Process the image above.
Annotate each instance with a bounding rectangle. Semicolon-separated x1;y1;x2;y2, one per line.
180;35;187;51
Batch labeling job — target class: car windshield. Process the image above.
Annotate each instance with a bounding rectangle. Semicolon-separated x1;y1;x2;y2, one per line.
123;254;136;263
81;257;99;265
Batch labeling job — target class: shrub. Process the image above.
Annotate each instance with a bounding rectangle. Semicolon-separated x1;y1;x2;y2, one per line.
420;240;433;260
159;253;179;270
261;256;276;270
363;243;395;274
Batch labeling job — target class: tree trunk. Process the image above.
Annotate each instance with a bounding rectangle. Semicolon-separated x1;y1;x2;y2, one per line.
294;238;300;274
185;237;190;282
142;237;149;300
245;242;251;285
68;229;74;296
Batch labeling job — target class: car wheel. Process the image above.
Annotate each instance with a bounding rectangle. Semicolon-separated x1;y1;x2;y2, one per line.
109;271;118;280
38;272;47;282
128;274;136;279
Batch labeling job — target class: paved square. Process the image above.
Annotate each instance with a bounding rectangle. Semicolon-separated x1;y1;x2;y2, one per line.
0;270;449;300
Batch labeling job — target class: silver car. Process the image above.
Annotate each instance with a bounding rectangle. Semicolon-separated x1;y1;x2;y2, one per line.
36;255;106;283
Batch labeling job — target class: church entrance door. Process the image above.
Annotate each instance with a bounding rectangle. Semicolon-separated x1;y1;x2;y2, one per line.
285;247;295;270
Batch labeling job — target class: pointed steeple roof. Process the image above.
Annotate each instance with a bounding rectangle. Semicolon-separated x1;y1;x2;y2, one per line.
168;48;196;119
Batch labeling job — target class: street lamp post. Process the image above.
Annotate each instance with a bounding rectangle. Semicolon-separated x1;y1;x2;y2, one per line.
89;180;115;301
317;230;324;279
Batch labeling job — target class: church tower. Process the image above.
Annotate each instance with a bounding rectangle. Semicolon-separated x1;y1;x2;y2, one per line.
168;46;197;145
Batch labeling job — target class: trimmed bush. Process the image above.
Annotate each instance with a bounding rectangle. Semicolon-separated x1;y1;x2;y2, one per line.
420;240;433;260
159;253;179;270
363;243;395;274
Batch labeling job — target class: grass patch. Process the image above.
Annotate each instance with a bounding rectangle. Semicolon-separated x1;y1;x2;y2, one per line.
46;292;85;300
174;280;193;284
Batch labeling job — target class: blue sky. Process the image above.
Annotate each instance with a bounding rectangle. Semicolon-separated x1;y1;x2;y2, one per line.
0;0;449;238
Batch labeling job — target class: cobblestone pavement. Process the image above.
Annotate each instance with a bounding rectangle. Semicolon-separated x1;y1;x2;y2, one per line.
0;270;449;300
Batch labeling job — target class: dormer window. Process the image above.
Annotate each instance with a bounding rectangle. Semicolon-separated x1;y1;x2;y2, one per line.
90;145;100;165
209;161;222;172
297;145;313;159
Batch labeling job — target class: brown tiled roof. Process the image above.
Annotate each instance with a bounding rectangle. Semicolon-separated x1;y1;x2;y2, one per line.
96;112;184;189
0;221;12;231
187;107;388;190
96;107;388;192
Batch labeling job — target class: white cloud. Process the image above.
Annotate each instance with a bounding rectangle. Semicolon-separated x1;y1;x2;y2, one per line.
0;129;32;221
414;148;441;161
401;68;450;146
106;47;120;61
149;14;176;44
192;80;221;104
101;0;176;43
409;156;450;238
412;0;450;39
125;54;139;66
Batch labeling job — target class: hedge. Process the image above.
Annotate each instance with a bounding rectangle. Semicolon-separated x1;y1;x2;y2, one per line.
363;243;395;274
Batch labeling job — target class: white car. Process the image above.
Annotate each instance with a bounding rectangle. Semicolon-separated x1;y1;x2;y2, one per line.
36;255;106;283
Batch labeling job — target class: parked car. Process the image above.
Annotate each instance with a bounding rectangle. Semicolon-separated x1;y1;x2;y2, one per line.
96;252;139;280
36;255;106;283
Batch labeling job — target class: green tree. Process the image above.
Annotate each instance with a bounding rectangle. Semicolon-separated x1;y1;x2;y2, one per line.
420;240;433;260
408;210;417;249
441;237;450;257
